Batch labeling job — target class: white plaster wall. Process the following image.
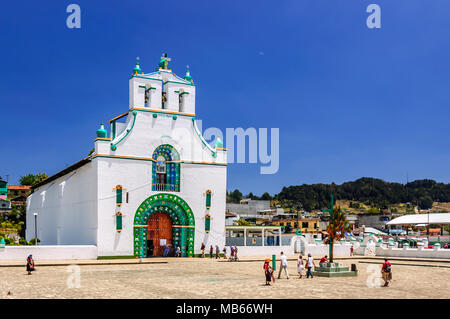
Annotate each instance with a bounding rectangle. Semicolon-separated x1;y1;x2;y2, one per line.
233;245;294;257
129;76;163;109
164;81;195;114
95;157;226;256
373;246;450;259
105;111;223;164
0;245;97;261
26;162;98;245
304;243;352;257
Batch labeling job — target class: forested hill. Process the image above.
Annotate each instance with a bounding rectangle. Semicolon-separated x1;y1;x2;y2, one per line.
275;178;450;211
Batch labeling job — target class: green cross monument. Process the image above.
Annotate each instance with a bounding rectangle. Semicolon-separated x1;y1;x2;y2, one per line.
321;194;334;259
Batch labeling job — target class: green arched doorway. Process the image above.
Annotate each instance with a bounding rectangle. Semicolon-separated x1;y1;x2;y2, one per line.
133;193;195;257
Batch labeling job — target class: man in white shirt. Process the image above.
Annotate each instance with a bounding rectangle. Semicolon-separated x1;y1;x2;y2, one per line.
306;253;316;278
277;251;289;279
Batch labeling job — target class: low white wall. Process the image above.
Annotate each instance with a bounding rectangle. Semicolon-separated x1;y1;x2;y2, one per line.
0;245;98;261
304;243;352;257
234;245;294;257
373;245;450;259
234;240;352;258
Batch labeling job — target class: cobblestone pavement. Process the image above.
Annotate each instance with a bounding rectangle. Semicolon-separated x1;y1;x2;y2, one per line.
1;258;449;299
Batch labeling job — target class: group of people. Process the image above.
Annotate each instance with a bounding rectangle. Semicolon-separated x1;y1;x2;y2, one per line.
264;253;393;287
200;243;238;260
265;252;317;284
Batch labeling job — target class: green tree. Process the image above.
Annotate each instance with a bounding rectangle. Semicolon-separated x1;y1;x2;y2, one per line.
326;206;351;262
229;189;243;203
246;192;259;200
19;174;36;186
20;173;48;186
260;192;272;200
418;196;433;210
235;219;251;226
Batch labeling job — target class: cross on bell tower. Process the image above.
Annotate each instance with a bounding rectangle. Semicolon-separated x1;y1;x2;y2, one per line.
159;53;171;70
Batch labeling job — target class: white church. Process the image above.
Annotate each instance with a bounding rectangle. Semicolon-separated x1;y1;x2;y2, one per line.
25;54;227;258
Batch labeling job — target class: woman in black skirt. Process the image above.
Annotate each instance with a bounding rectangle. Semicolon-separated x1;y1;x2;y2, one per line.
264;258;275;285
26;255;35;275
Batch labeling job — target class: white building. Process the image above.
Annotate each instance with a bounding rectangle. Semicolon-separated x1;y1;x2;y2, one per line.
26;54;227;258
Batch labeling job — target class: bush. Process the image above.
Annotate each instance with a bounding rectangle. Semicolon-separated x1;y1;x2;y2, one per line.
28;238;40;245
367;207;379;214
0;236;15;245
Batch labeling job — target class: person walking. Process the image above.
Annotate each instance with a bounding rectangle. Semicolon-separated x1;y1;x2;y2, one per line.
264;258;275;285
201;242;205;258
306;253;315;278
297;254;304;279
350;245;354;256
230;246;234;261
26;255;35;275
215;245;220;259
277;251;289;279
209;245;214;258
223;246;227;259
234;245;239;261
175;246;181;257
381;258;392;287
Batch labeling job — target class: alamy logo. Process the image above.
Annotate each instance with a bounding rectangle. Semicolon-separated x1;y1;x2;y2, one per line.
66;264;81;288
365;264;383;288
366;4;381;29
195;121;280;175
66;4;81;29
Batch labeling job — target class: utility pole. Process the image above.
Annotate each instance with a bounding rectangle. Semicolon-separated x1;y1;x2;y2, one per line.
33;212;38;246
296;204;302;235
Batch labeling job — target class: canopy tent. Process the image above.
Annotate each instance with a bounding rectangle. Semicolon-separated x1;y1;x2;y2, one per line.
386;213;450;226
363;227;388;235
390;229;406;234
420;228;441;234
344;232;353;236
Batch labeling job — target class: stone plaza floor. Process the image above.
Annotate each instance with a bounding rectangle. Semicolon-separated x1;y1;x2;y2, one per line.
1;258;449;299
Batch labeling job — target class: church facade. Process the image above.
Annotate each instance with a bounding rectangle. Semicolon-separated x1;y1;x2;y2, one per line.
26;55;227;257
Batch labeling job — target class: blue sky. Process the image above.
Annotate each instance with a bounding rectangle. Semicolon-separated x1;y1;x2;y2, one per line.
1;0;450;196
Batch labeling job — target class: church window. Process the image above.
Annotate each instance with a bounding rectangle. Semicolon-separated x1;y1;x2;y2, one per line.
205;214;211;233
179;93;184;112
152;145;180;192
205;190;212;209
115;212;123;232
177;91;189;113
115;185;123;206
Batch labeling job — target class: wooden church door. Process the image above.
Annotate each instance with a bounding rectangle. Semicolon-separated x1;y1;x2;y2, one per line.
147;212;173;256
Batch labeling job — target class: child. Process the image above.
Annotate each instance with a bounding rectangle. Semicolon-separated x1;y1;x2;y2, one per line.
297;254;304;278
26;255;35;275
264;258;275;285
381;258;392;287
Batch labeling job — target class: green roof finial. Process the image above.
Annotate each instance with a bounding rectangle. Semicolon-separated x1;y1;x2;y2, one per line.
133;57;142;75
214;137;223;148
184;65;193;83
96;123;107;138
